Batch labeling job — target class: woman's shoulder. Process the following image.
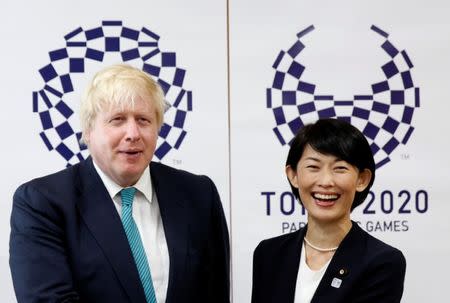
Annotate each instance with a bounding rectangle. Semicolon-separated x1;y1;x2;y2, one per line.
254;228;305;256
352;223;406;264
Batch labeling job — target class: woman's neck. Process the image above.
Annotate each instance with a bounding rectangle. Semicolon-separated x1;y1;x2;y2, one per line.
305;218;352;249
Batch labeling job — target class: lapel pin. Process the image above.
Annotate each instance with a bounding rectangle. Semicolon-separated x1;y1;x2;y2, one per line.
331;277;342;289
338;267;349;277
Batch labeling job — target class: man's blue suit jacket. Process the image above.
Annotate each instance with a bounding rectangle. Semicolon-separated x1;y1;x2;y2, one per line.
10;158;230;303
251;222;406;303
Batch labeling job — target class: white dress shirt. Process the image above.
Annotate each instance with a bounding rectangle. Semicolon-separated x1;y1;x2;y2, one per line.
93;162;169;303
294;242;331;303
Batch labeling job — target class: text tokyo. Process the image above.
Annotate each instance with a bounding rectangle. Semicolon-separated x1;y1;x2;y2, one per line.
261;189;429;216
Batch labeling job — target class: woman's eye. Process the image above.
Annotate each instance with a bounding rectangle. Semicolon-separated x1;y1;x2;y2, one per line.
335;166;349;171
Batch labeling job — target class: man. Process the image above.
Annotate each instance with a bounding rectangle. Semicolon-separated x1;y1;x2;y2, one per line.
10;64;230;303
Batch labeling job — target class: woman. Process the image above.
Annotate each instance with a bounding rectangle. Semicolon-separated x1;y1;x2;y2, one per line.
251;118;406;303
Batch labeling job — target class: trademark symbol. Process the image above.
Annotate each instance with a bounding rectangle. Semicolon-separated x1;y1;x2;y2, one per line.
400;153;410;160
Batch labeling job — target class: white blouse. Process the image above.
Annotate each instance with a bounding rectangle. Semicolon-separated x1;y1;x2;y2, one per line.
294;242;331;303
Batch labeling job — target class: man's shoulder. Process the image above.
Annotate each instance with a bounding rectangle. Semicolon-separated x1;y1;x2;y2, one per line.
149;162;219;204
150;161;211;183
15;160;89;199
26;160;84;186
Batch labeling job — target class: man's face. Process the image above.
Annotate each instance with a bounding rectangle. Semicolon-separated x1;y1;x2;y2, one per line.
85;96;158;187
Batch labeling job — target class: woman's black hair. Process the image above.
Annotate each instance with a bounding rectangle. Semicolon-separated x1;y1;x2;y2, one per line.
286;118;375;210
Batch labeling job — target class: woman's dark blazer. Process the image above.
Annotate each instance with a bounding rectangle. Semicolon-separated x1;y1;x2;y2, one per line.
251;221;406;303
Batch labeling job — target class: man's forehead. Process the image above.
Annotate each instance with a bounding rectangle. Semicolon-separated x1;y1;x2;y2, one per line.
100;97;154;112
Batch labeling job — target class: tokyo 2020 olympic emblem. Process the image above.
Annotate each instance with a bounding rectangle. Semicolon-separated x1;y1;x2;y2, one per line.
33;21;192;167
267;25;420;168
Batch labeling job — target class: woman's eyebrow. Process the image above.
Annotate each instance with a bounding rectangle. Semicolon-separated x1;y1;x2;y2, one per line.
304;156;321;162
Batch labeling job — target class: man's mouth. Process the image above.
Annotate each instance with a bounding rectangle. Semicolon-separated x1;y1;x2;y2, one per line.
120;150;142;156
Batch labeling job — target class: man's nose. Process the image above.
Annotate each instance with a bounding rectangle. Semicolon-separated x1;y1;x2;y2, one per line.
125;120;140;141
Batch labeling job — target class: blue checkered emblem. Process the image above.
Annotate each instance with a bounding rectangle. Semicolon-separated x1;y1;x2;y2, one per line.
267;25;420;168
33;21;192;166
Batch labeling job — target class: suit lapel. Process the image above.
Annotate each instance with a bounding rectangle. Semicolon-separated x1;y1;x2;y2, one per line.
311;222;365;303
76;158;147;303
271;228;306;302
150;162;188;303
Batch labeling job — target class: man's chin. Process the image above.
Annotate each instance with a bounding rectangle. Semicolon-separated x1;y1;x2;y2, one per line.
113;167;146;185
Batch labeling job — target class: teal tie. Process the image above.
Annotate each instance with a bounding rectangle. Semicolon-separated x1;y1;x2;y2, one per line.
120;187;157;303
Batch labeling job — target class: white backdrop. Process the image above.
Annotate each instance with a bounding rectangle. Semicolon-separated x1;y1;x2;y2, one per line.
0;1;229;302
229;0;450;302
1;0;450;302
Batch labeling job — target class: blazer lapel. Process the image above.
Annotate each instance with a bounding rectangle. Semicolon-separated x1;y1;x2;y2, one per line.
76;158;147;303
150;162;188;303
311;222;365;303
271;228;306;302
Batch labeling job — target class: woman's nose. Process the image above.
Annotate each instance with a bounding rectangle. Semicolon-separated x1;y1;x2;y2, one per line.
317;169;335;187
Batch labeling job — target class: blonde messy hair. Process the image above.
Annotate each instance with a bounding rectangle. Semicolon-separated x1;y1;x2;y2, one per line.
79;64;165;143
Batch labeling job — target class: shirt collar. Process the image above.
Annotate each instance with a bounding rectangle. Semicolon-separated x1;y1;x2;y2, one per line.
92;160;153;203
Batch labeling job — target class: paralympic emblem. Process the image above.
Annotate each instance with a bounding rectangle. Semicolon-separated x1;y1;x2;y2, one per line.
33;21;193;166
267;25;420;168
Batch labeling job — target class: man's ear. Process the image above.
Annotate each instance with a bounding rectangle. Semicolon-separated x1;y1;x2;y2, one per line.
356;168;372;192
285;165;299;188
83;130;91;145
82;128;91;146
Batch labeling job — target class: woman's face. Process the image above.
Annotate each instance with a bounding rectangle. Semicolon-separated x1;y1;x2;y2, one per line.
286;145;371;224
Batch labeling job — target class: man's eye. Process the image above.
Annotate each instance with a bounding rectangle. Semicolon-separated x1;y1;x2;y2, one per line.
109;117;123;123
138;117;151;124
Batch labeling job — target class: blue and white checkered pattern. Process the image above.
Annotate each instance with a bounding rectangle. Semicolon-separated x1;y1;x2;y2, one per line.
267;25;420;168
33;21;193;166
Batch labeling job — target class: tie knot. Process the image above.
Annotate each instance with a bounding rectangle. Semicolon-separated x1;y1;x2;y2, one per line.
121;187;137;207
